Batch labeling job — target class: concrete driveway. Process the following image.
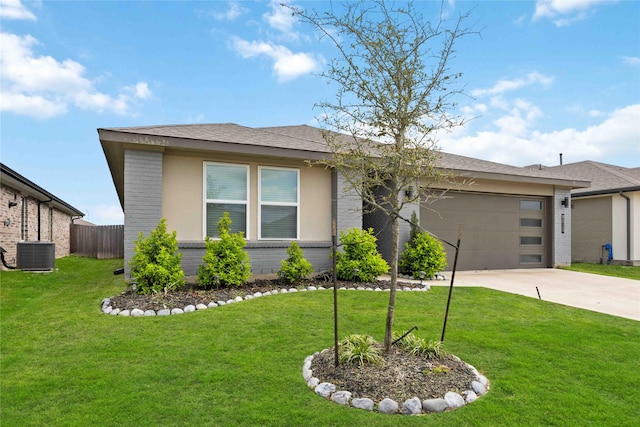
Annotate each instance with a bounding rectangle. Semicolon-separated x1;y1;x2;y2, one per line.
436;269;639;321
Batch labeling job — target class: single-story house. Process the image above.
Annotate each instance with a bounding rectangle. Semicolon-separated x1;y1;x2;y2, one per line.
0;163;85;270
544;161;639;266
98;123;590;277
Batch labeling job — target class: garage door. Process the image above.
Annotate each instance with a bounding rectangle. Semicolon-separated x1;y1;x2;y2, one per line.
421;192;549;271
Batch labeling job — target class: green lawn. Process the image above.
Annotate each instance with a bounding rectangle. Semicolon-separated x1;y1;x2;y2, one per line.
561;262;640;280
2;256;639;426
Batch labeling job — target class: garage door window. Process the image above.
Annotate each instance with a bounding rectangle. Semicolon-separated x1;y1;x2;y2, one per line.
520;254;542;264
520;200;543;210
520;218;542;227
520;236;542;245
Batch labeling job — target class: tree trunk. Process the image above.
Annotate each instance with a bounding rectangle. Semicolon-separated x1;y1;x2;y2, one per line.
383;201;400;352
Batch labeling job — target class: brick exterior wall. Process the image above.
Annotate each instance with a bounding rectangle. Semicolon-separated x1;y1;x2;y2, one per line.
124;149;164;277
362;185;415;265
1;183;74;269
553;188;573;266
335;172;362;233
178;241;332;277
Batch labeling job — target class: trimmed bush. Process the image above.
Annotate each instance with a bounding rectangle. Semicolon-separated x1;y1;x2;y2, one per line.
129;218;185;295
198;212;251;287
335;227;389;282
278;241;313;285
399;231;447;279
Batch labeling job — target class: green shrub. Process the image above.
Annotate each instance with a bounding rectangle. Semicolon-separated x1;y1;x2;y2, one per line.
278;241;313;285
198;212;251;287
339;334;384;366
335;228;389;282
129;218;185;295
399;231;447;279
393;331;446;359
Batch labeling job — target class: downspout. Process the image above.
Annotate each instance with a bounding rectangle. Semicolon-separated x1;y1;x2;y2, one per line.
619;192;631;262
37;198;52;241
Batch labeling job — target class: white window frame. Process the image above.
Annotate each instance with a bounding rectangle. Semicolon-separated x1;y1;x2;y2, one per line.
203;162;250;239
258;166;299;240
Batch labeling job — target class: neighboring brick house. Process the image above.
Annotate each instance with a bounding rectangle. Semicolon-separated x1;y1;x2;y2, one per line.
98;123;589;276
0;163;84;269
545;161;640;266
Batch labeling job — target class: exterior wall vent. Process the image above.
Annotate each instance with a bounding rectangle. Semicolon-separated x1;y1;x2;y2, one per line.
16;242;55;271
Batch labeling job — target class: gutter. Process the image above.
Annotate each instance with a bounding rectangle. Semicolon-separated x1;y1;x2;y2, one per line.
572;185;640;198
0;163;84;217
619;191;631;262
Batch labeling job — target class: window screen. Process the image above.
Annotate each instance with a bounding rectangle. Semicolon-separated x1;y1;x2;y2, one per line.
204;163;248;238
260;167;298;239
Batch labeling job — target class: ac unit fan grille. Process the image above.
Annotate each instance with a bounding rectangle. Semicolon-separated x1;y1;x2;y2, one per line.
16;242;55;271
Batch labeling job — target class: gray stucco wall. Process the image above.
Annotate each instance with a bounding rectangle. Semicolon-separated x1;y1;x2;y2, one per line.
553;187;572;266
124;149;163;277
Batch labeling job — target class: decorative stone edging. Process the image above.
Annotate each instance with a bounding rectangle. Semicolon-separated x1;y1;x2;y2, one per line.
101;283;433;316
302;350;489;415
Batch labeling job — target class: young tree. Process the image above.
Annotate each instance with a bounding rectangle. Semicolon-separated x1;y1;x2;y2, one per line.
290;1;473;352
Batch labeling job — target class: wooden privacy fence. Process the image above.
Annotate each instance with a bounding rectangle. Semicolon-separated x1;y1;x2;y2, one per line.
71;224;124;259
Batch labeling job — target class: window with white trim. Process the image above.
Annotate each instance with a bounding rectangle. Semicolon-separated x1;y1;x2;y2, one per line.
259;166;299;239
204;162;249;238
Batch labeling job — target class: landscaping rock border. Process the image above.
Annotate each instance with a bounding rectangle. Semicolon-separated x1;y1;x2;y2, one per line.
302;350;489;415
101;282;433;316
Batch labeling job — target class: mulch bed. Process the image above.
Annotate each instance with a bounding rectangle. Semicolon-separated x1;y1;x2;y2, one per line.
311;347;478;402
108;278;424;312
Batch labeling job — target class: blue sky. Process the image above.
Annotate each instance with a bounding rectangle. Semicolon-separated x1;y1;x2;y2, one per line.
1;0;638;225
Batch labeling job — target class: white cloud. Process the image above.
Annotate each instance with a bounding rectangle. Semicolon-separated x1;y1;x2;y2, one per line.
0;32;151;118
533;0;616;26
0;0;36;21
621;56;640;66
263;0;299;40
231;36;320;82
0;92;66;119
126;82;152;99
471;72;554;98
440;103;640;167
87;204;124;225
212;1;248;21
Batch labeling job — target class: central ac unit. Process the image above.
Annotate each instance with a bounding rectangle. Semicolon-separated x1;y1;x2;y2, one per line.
16;241;55;271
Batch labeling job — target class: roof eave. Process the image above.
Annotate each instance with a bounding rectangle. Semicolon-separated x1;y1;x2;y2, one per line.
447;168;591;189
0;163;84;217
572;186;640;198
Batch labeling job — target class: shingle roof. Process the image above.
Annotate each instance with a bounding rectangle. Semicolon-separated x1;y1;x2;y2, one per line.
99;123;590;192
262;125;589;185
102;123;332;154
545;161;640;195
